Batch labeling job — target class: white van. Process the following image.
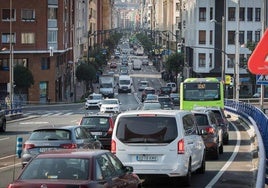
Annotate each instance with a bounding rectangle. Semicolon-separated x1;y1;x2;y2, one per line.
166;82;177;93
118;75;132;93
111;110;206;186
132;59;142;70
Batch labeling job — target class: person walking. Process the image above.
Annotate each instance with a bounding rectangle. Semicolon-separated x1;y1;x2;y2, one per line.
5;93;11;109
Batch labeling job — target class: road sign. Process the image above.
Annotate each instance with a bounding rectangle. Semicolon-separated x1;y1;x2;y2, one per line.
256;75;268;85
225;75;231;85
248;29;268;75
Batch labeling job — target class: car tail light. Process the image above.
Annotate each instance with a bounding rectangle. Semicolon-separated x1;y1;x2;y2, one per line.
111;140;116;153
7;184;13;188
177;139;184;154
23;143;35;150
60;143;77;149
107;118;114;135
205;127;215;134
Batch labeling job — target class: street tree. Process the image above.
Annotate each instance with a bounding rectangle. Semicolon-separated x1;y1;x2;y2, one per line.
14;65;34;97
76;63;96;93
165;53;184;82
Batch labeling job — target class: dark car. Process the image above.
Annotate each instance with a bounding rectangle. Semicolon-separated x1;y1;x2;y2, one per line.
21;125;101;168
170;93;180;106
159;86;172;96
141;87;156;102
8;149;142;188
158;95;174;110
79;113;116;150
192;110;223;160
0;105;6;132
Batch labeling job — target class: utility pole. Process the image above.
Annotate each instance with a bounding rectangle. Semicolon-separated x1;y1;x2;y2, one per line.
234;0;240;101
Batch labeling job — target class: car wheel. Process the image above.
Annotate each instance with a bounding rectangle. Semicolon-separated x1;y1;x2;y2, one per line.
182;160;192;186
223;135;229;145
197;152;206;174
0;119;6;132
213;146;219;160
219;143;224;154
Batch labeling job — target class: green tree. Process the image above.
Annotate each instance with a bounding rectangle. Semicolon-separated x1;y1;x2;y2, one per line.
165;53;184;81
76;63;96;93
14;65;34;96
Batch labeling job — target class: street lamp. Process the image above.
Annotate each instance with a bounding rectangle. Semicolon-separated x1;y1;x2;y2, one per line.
9;0;14;108
234;0;240;101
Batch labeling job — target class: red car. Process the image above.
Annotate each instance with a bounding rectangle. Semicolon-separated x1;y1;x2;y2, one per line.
8;149;142;188
110;62;117;69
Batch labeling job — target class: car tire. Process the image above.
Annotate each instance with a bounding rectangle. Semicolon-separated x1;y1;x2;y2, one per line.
196;152;206;174
0;119;6;132
219;143;224;154
213;146;219;160
182;160;192;186
223;135;229;145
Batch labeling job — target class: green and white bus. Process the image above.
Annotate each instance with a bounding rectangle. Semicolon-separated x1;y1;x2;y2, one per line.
180;77;224;110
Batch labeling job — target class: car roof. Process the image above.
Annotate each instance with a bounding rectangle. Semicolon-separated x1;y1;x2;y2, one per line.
117;109;190;117
36;149;109;158
32;125;79;131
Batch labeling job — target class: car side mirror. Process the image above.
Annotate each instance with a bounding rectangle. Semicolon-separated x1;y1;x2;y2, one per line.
200;129;207;135
226;114;231;119
124;166;134;173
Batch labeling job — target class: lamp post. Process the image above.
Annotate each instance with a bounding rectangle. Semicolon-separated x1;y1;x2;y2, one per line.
234;0;240;101
9;0;14;108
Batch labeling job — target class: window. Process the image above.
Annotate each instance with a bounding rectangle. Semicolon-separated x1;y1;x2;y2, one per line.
198;53;206;68
228;7;236;21
210;7;213;21
21;9;35;20
2;9;15;21
228;31;235;45
227;54;235;68
14;58;28;67
247;31;252;42
48;30;57;43
239;31;245;45
48;7;57;19
1;33;16;43
199;7;206;21
41;57;50;70
0;59;9;71
107;153;124;175
183;114;197;135
199;30;206;44
247;8;253;21
96;154;115;179
209;53;212;68
255;30;261;42
209;30;213;45
21;33;35;44
239;7;245;21
255;8;261;22
176;3;180;12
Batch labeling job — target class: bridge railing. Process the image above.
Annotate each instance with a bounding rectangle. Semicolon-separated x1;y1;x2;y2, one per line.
224;99;267;186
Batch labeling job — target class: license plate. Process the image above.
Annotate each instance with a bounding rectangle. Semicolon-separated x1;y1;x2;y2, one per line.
91;132;102;136
39;148;56;153
136;155;157;161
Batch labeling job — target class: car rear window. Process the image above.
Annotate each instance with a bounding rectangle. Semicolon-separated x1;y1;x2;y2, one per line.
194;114;209;126
29;130;71;140
80;117;110;129
116;116;178;143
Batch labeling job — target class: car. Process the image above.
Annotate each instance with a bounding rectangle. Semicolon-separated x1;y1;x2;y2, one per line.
144;94;158;101
141;87;156;102
141;100;162;110
85;93;103;109
158;95;174;110
0;105;6;132
166;82;177;93
142;59;149;66
99;98;121;114
159;86;172;96
9;149;142;188
21;125;101;168
138;80;149;91
111;110;206;186
79;113;117;150
192;110;224;160
193;106;230;144
170;93;180;106
109;62;117;69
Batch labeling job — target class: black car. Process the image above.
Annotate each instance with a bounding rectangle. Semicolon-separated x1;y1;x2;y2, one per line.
170;93;180;106
0;105;6;132
79;113;117;150
159;86;172;96
21;125;101;168
158;95;174;110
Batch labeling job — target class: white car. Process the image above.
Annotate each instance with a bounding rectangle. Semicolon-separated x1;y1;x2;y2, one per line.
111;110;206;186
166;82;177;93
85;93;103;109
99;98;121;114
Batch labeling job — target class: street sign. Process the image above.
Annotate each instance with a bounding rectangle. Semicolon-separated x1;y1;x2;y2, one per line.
256;75;268;85
248;29;268;75
225;75;231;85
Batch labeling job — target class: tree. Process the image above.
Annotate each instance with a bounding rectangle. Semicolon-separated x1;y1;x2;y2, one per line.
165;53;184;82
14;65;34;96
75;63;96;93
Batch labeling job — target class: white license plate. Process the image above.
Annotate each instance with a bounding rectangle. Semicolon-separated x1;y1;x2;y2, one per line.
39;148;56;153
136;155;157;161
91;132;102;136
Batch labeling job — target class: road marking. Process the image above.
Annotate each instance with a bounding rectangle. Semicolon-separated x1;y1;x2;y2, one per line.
0;137;9;141
205;122;241;188
19;121;49;125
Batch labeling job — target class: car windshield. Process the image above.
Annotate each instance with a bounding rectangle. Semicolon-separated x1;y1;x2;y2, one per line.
29;129;71;140
80;117;110;129
116;116;178;143
158;98;171;103
20;158;89;180
102;100;118;104
120;80;130;85
89;95;102;100
142;103;161;110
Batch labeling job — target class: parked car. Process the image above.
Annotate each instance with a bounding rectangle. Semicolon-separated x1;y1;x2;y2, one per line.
99;98;121;114
138;80;149;91
192;110;224;160
111;110;206;186
21;125;101;168
170;93;180;106
193;106;230;144
79;113;117;150
141;87;156;102
0;105;6;132
141;100;162;110
9;149;142;188
85;93;103;109
158;95;174;110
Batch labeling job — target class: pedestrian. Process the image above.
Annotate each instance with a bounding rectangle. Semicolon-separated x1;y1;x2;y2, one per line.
5;93;11;109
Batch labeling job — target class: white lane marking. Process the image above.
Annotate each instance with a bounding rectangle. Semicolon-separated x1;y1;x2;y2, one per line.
0;154;16;160
0;162;21;170
205;122;241;188
19;121;49;125
0;137;9;141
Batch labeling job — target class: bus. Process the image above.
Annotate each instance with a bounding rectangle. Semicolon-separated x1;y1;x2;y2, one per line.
180;77;224;110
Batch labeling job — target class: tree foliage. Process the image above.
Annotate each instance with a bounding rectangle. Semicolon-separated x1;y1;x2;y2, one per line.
165;53;184;78
76;63;96;91
14;65;34;89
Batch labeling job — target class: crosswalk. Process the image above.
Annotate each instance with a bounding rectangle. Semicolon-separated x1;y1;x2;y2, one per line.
22;110;92;117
